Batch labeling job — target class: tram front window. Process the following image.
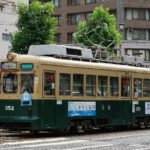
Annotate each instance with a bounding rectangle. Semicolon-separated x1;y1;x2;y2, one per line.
3;74;18;93
21;74;34;93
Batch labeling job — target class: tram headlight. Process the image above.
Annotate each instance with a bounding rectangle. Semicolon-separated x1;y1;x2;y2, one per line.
7;53;16;61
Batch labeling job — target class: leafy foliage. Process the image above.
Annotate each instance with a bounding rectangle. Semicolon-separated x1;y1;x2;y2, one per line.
11;0;57;54
73;6;121;49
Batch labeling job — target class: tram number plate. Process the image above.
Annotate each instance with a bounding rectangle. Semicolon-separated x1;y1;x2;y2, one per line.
5;106;14;111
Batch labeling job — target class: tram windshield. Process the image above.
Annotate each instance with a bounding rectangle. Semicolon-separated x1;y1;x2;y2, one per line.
3;74;18;93
21;74;34;93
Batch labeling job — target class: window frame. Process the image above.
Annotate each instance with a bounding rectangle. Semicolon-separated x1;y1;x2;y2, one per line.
98;76;108;97
21;73;34;94
59;73;71;96
86;75;96;96
85;0;97;4
3;73;18;94
133;78;142;98
67;0;80;6
110;76;119;97
73;74;84;96
121;77;131;97
43;71;56;97
143;79;150;97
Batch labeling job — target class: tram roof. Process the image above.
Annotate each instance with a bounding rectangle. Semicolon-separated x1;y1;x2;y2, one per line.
13;54;150;74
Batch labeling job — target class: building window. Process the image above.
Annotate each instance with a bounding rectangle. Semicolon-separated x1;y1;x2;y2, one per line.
126;9;132;20
53;0;61;7
126;29;146;40
132;50;143;57
55;15;61;25
11;3;16;13
67;14;81;25
2;33;12;41
67;0;80;5
85;12;91;20
55;33;61;43
67;32;73;43
126;9;146;20
85;0;97;4
145;50;150;61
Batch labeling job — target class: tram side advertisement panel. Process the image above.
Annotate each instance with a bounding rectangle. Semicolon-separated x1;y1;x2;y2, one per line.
68;101;96;117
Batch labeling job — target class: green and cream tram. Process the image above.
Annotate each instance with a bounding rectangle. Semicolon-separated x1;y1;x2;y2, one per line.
0;51;150;132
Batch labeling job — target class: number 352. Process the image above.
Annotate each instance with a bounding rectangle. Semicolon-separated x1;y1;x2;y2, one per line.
5;106;14;111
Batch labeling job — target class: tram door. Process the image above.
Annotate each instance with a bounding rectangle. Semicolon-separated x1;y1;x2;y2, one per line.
42;71;56;128
120;77;132;124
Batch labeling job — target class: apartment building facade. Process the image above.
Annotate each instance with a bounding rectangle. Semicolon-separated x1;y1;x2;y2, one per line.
46;0;150;63
0;0;29;58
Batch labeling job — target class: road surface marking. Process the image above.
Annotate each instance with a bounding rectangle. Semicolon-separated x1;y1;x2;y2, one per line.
1;137;68;145
66;143;114;150
1;140;87;150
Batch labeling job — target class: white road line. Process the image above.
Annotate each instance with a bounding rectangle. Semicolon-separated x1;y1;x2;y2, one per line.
135;148;150;150
1;140;87;150
93;132;150;141
1;137;68;146
66;144;114;150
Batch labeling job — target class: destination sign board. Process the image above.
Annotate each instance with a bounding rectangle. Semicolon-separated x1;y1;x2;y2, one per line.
20;63;34;70
1;62;17;70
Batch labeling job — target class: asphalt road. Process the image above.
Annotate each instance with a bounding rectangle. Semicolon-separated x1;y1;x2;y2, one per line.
0;129;150;150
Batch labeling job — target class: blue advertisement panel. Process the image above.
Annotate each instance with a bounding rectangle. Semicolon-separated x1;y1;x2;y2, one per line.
21;91;32;106
68;101;96;117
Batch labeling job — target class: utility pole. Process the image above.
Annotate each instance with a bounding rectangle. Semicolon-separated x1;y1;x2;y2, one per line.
117;0;124;58
117;0;125;40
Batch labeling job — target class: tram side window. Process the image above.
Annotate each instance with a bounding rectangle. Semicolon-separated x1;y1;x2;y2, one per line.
121;78;130;97
44;72;55;95
59;73;71;96
143;79;150;97
134;78;142;97
73;74;84;96
110;77;119;96
98;76;108;96
3;74;18;93
21;74;34;93
86;75;96;96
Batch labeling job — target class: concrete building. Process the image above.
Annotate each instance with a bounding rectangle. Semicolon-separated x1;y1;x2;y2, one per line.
0;0;29;58
43;0;150;64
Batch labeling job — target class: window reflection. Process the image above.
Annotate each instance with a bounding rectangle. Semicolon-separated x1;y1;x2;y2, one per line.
3;74;18;93
21;74;34;93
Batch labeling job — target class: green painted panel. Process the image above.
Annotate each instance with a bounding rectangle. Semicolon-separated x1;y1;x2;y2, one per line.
42;100;55;128
0;99;150;131
0;100;42;130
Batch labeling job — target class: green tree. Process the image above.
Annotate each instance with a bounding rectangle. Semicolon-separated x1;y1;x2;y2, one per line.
11;0;57;54
73;6;121;49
